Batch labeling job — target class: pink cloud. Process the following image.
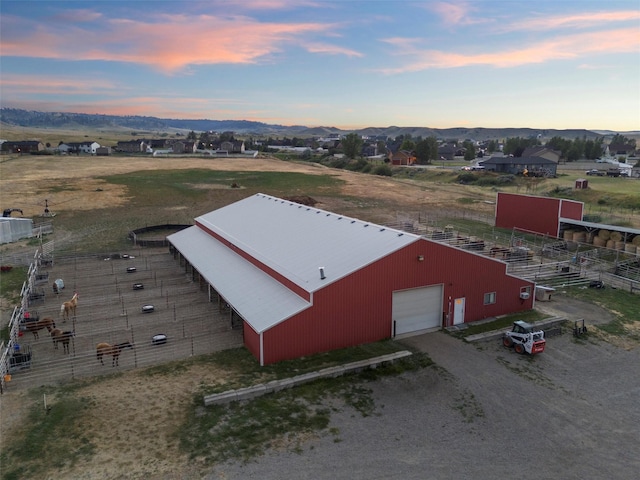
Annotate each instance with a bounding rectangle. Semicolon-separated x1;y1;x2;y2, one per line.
303;42;363;57
1;13;346;73
379;27;639;72
513;10;640;32
429;2;484;26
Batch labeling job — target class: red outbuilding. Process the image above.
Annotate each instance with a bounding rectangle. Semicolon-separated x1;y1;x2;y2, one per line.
168;193;535;365
495;192;583;237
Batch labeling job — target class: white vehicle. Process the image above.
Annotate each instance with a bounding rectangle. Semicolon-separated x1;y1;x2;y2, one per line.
502;320;546;355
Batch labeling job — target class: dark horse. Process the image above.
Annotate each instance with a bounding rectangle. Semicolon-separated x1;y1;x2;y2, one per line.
96;341;133;367
51;328;74;354
24;317;56;339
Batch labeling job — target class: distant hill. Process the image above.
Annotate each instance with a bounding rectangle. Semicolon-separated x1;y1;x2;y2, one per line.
1;108;634;141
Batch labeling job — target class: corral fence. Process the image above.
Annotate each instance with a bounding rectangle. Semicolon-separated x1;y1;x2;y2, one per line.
128;224;191;247
386;214;640;293
1;243;244;393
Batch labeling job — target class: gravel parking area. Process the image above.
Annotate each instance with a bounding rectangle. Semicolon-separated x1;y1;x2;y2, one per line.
209;326;640;479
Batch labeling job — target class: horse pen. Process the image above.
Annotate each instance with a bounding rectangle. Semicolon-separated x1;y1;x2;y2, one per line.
4;246;244;391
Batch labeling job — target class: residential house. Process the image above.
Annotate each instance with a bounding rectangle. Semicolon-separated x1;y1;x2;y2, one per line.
172;141;197;154
521;146;561;163
389;150;416;166
605;143;636;162
58;141;100;154
1;141;45;153
219;140;245;154
480;156;558;177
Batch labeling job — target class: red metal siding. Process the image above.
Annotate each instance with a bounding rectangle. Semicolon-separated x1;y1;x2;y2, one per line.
261;239;534;365
496;193;560;236
243;322;260;361
560;199;583;221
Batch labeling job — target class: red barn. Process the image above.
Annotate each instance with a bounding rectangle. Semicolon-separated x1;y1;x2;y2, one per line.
168;194;535;365
495;192;583;237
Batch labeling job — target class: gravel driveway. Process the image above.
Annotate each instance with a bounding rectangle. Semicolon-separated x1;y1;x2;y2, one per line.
209;320;640;479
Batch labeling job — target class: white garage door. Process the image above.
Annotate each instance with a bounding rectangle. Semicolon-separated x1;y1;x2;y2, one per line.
392;285;443;336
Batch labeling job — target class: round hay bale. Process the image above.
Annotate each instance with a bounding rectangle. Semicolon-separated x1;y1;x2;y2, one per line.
632;235;640;246
598;229;611;240
563;230;574;240
614;241;625;251
572;232;586;242
593;236;606;247
624;243;636;254
610;231;623;242
606;239;615;249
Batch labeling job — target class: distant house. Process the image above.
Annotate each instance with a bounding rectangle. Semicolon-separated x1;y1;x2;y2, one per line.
58;141;100;154
96;146;112;156
172;141;197;154
389;150;416;166
116;140;146;153
480;156;558;177
1;140;44;153
437;144;457;160
219;140;245;154
521;146;561;163
605;143;636;161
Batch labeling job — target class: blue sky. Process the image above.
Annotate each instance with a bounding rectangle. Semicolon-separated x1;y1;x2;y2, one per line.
1;1;639;131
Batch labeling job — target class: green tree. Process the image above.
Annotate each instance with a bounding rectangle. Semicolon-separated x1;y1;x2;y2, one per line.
414;139;431;165
610;133;636;148
187;130;197;141
342;133;363;159
400;138;415;151
463;140;476;161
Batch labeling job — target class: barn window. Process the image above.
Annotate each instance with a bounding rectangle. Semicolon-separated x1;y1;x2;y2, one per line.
484;292;496;305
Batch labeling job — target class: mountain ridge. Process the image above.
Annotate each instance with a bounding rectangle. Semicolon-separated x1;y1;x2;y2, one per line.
1;108;636;141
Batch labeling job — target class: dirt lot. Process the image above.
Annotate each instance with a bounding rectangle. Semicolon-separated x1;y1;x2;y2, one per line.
1;154;638;479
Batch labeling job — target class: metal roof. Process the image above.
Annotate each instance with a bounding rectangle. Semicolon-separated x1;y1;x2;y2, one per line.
481;156;556;165
559;218;640;236
168;193;421;333
168;226;311;334
194;193;420;292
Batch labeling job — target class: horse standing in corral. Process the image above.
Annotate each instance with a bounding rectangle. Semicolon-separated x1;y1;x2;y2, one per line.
51;328;74;354
60;292;79;323
24;317;56;339
96;341;133;367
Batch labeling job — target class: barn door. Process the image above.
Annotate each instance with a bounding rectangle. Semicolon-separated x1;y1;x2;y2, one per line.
392;285;443;336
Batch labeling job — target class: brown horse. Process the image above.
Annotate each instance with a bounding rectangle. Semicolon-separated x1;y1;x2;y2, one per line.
60;292;79;322
51;328;74;354
24;317;56;339
96;341;133;367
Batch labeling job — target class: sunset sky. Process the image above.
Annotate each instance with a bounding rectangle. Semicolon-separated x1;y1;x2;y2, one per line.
1;1;639;131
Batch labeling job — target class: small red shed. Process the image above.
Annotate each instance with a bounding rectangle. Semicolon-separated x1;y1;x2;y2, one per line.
575;178;588;189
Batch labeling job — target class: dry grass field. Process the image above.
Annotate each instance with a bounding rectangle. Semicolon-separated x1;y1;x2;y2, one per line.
1;152;638;479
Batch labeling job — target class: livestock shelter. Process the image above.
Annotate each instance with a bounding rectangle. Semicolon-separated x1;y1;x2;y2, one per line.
168;193;535;365
495;192;583;238
495;192;640;250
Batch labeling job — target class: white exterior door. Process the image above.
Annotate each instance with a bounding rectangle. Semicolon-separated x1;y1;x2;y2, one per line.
392;285;443;336
453;297;465;325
